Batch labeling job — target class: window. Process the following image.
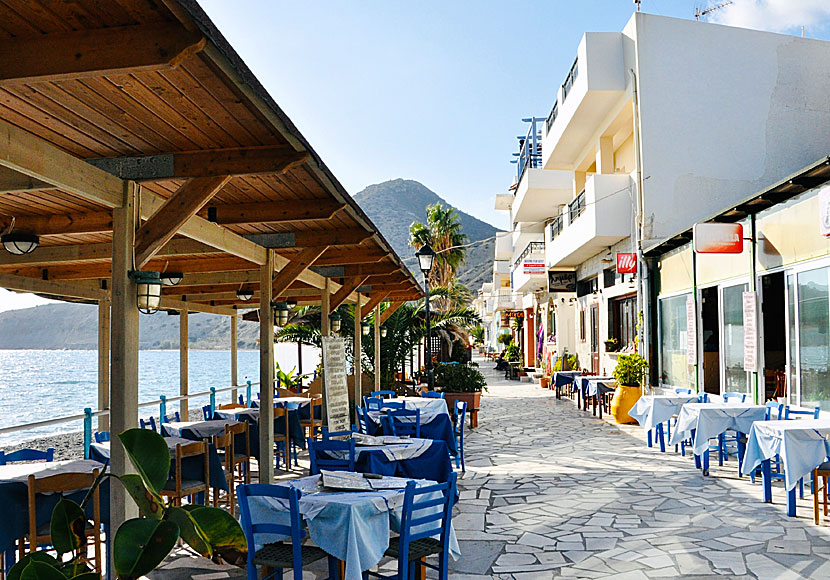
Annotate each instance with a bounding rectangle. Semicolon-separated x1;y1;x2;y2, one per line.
579;309;586;342
797;267;830;410
604;267;616;288
611;295;637;348
722;283;750;394
576;277;598;298
659;294;693;387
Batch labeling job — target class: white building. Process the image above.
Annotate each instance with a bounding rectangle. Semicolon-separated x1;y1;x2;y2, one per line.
495;12;830;379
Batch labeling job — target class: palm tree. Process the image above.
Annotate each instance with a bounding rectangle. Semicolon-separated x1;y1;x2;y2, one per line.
409;203;468;291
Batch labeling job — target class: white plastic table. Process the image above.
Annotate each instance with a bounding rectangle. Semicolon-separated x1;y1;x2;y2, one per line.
628;394;699;451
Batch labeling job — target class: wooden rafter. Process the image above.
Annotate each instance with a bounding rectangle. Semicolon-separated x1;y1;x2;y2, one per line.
165;285;319;298
0;212;114;236
272;246;329;298
0;166;52;194
203;199;343;225
134;176;231;267
0;239;220;267
330;276;369;311
0;23;205;86
0;272;106;301
380;301;407;324
360;293;388;319
341;262;399;276
245;228;373;249
8;256;256;281
310;248;387;266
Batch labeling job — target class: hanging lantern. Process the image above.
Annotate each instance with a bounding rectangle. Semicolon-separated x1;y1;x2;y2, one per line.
236;288;253;301
361;321;371;336
1;233;39;255
329;311;342;333
129;271;162;315
286;299;298;309
160;271;183;286
380;326;387;338
273;301;290;326
415;243;436;275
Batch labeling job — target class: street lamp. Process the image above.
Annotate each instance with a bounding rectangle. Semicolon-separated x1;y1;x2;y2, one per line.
380;326;387;338
273;301;290;327
329;311;342;333
415;243;436;390
361;321;371;336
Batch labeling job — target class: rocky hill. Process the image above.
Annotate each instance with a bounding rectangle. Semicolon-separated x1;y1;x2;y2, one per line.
354;179;500;290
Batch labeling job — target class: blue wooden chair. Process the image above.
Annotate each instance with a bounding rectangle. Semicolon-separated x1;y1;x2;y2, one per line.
371;390;396;399
716;392;748;462
382;409;421;438
365;473;457;580
356;407;370;434
674;388;693;395
139;416;157;432
0;447;54;465
381;401;405;411
321;427;356;439
93;431;110;443
765;400;784;420
237;484;338;580
784;405;821;420
422;392;444;399
308;437;356;475
239;394;245;406
453;400;467;472
202;405;213;420
364;396;384;411
722;392;747;403
162;411;181;424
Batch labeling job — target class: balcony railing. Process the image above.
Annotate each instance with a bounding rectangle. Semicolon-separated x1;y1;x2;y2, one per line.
545;102;558;133
544;56;578;135
549;215;564;241
512;117;544;183
513;241;545;269
568;189;586;223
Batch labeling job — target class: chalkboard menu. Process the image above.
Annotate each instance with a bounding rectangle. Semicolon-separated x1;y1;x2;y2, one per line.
322;336;350;434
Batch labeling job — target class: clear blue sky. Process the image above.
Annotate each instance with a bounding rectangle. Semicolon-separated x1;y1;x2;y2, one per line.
2;0;829;312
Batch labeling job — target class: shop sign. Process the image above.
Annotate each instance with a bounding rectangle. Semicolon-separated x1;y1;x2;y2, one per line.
819;186;830;237
503;311;524;319
686;295;697;366
693;223;743;254
548;270;576;292
321;336;350;434
616;253;637;274
743;291;758;372
523;259;545;275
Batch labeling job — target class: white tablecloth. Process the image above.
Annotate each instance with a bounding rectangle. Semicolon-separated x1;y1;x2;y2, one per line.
368;397;449;426
0;459;104;483
162;419;240;439
742;419;830;490
628;395;699;431
668;403;767;456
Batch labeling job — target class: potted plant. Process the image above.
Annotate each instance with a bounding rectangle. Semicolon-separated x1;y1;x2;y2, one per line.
610;353;649;424
604;338;619;352
435;362;487;428
504;343;521;363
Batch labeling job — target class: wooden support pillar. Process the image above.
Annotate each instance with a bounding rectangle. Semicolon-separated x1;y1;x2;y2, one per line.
110;182;139;529
320;278;331;427
179;309;189;421
374;304;381;390
97;297;110;431
354;293;362;407
259;250;275;483
231;314;238;402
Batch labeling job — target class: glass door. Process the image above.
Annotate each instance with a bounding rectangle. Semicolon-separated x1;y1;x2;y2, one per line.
719;282;751;395
786;272;798;405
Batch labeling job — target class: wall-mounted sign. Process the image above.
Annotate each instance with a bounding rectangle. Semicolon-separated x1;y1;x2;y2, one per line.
548;270;576;292
616;252;637;274
743;291;758;372
693;223;743;254
819;186;830;237
321;336;350;434
503;310;525;319
523;259;546;275
686;295;697;366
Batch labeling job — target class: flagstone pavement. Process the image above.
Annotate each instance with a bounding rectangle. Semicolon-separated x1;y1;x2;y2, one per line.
151;357;830;579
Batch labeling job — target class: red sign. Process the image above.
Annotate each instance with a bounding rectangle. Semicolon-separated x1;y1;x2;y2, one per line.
693;223;743;254
616;253;637;274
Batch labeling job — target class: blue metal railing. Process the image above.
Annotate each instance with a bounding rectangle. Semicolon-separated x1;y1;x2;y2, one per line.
511;117;545;182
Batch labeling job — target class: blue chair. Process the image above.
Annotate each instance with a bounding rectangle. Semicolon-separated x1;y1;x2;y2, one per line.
765;400;784;421
382;409;421;438
716;392;748;463
453;400;467;472
355;407;370;434
365;473;457;580
784;405;821;419
308;437;356;475
321;427;356;439
0;447;54;465
723;392;747;403
381;401;405;411
237;484;338;580
202;405;213;421
364;396;384;411
139;416;157;432
371;390;396;399
674;388;693;395
422;392;444;399
239;394;245;406
162;411;181;424
93;431;110;443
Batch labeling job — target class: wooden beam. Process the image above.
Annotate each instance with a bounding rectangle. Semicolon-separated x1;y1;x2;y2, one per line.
169;287;322;300
203;199;343;225
363;282;409;293
361;292;388;319
259;250;275;483
97;298;110;431
9;256;256;281
134;176;231;268
0;272;106;301
0;212;113;237
362;273;407;286
158;297;236;316
0;23;205;86
179;309;189;421
374;304;381;390
0;239;220;267
311;248;386;266
0;166;53;193
330;276;369;311
380;301;406;325
272;246;329;297
342;262;399;276
89;147;308;181
245;228;372;248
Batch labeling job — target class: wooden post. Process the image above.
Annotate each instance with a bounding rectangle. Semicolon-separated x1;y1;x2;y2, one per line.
259;250;275;483
231;314;238;402
354;293;362;408
97;297;110;431
374;304;381;390
179;308;189;421
110;181;139;529
321;278;330;427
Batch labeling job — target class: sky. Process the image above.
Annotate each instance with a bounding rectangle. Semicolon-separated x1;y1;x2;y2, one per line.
2;0;830;313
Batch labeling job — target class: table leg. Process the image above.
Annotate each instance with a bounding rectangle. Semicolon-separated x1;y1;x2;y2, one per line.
787;486;797;517
761;459;772;503
647;429;653;448
656;423;665;453
702;449;710;476
737;432;746;477
599;394;604;419
592;395;597;416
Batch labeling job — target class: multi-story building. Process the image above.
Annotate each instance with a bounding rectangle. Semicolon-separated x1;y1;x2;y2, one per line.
490;12;830;382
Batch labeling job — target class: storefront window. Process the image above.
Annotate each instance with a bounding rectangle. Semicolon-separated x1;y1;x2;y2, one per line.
659;294;692;387
787;274;798;405
722;283;750;394
798;267;830;410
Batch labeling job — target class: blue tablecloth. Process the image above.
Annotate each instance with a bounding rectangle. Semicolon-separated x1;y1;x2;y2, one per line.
209;409;306;454
246;474;460;580
0;460;109;554
90;438;227;492
742;419;830;491
576;376;613;398
586;379;617;398
629;395;699;431
367;413;457;455
669;403;766;456
554;371;580;388
353;440;453;484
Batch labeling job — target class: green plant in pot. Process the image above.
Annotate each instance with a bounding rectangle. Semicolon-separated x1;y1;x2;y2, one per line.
435;362;487;428
496;333;512;348
504;343;521;363
612;353;649;386
604;338;619;352
10;429;247;580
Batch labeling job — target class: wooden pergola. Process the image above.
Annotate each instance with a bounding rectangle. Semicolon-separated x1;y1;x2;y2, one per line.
0;0;422;529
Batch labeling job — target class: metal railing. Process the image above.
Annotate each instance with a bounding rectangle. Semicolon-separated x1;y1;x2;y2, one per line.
549;215;564;241
545;102;558;133
511;117;545;182
562;57;579;101
568;189;586;223
513;241;545;269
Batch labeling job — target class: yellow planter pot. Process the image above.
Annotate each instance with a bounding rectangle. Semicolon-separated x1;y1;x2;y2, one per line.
611;385;642;424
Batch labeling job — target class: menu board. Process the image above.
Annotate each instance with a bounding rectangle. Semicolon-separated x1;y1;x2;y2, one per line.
686;295;697;366
322;336;351;434
743;291;758;372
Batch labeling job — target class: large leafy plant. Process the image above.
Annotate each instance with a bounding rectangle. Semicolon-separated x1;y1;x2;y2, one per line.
504;343;521;363
10;429;247;580
435;363;487;393
275;362;303;391
613;353;649;386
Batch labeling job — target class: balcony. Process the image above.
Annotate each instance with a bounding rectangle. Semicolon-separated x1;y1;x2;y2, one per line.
494;232;512;261
512;168;572;223
494;193;513;211
546;173;633;267
542;32;627;170
495;292;516;312
511;241;547;294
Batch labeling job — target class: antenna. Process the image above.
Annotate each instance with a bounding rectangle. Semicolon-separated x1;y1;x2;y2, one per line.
634;0;641;12
695;0;733;21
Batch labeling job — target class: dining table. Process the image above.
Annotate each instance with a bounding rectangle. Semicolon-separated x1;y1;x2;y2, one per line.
575;376;614;411
669;402;766;475
365;398;457;455
211;407;306;452
742;418;830;516
628;394;700;451
245;474;460;580
553;371;581;399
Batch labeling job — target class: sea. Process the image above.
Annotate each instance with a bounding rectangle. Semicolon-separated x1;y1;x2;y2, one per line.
0;345;321;446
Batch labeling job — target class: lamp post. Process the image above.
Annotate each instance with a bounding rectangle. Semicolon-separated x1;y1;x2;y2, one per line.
415;243;436;390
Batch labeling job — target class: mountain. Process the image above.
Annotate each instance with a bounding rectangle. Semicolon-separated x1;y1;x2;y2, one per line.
354;179;500;290
0;303;261;350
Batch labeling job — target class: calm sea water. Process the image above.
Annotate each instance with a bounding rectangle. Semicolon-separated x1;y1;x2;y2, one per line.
0;345;320;445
